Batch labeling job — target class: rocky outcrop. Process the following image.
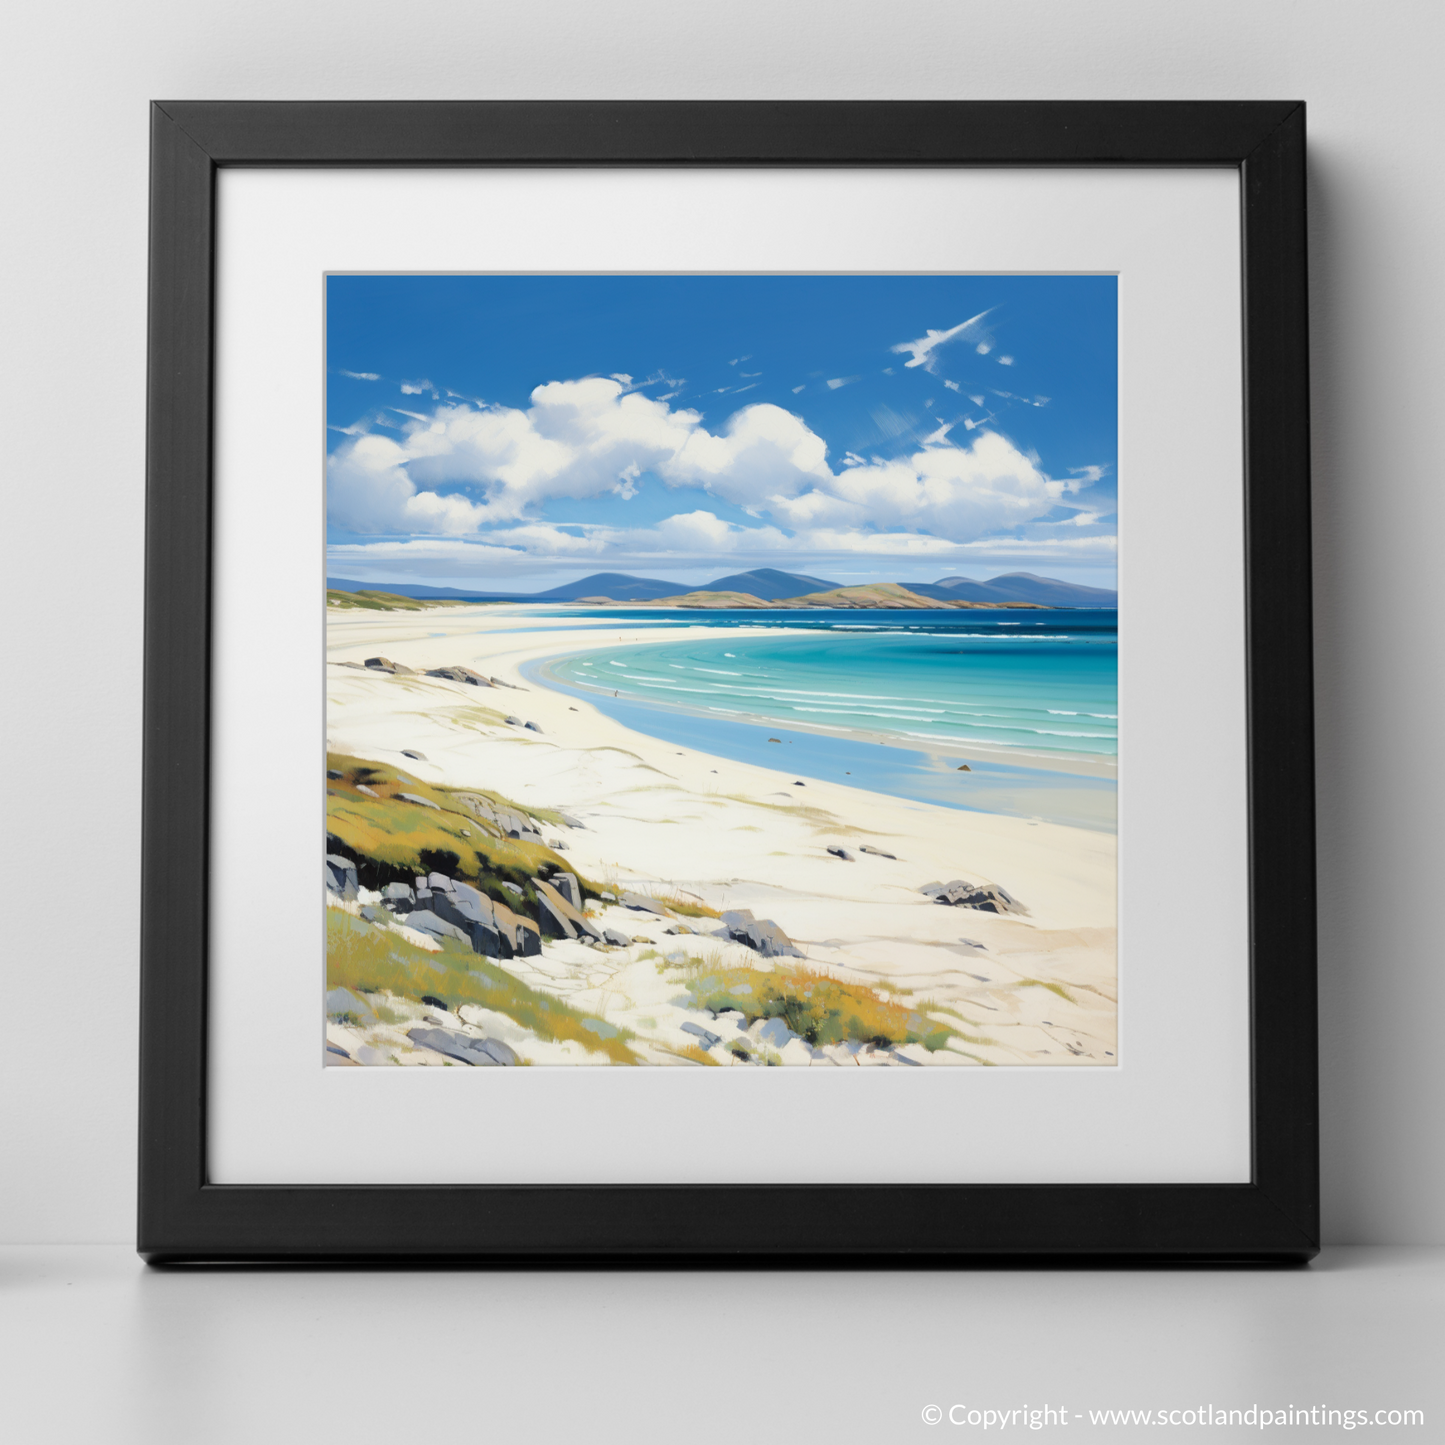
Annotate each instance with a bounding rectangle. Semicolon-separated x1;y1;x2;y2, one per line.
524;720;543;733
381;882;415;911
424;878;541;958
549;871;582;908
396;791;440;810
425;666;493;687
401;749;427;760
860;845;897;859
921;879;1029;916
534;878;603;942
715;909;803;958
620;891;668;916
403;909;471;945
602;927;632;947
408;1025;518;1066
448;793;545;844
363;656;416;674
827;845;855;861
325;854;358;899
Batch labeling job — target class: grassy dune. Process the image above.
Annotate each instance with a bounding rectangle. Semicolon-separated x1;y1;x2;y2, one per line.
326;589;474;612
670;956;957;1053
326;752;599;907
327;910;636;1064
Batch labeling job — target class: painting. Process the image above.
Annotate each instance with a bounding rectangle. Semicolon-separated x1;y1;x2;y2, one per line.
322;273;1118;1068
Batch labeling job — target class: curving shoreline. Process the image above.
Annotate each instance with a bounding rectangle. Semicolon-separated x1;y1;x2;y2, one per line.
324;602;1118;1066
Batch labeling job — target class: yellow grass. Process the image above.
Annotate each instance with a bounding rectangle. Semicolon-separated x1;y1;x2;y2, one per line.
326;752;596;899
327;909;636;1064
670;958;955;1051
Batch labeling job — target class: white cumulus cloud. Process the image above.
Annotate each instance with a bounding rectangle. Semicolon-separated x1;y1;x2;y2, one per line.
327;377;1102;558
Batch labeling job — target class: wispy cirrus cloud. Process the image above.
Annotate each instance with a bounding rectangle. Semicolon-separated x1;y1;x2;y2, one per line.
889;310;993;374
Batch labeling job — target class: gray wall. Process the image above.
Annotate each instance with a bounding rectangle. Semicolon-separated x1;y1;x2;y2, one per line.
2;0;1439;1244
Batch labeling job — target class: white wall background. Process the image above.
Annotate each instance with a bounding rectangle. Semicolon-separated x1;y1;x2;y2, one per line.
1;0;1439;1245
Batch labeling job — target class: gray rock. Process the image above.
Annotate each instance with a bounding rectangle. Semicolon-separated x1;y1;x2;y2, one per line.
401;749;427;760
356;784;378;797
524;720;543;733
754;1017;795;1050
505;715;522;726
557;812;585;829
426;871;454;893
324;854;358;899
510;916;543;956
403;909;470;945
408;1026;518;1066
602;928;632;947
535;890;577;941
620;891;668;915
414;887;433;909
326;768;343;780
548;839;568;851
534;878;603;942
363;656;415;674
599;890;615;901
359;904;389;923
827;846;855;861
397;791;440;810
433;884;511;959
501;881;523;897
718;908;803;958
552;872;582;909
922;879;1028;915
325;987;374;1022
680;1022;721;1050
381;882;415;911
860;845;897;859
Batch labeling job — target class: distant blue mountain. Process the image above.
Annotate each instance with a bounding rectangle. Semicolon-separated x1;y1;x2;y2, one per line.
328;568;1116;608
927;572;1118;608
699;567;841;600
531;572;688;601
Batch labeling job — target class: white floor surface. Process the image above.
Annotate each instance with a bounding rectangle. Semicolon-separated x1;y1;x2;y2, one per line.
1;1246;1440;1442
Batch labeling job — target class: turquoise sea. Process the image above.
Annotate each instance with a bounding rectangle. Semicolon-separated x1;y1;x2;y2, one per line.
521;608;1118;833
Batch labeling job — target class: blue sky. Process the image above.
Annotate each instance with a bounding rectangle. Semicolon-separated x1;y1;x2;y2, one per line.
326;274;1117;591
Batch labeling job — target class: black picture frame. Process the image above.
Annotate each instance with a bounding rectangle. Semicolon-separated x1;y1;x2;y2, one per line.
140;100;1316;1264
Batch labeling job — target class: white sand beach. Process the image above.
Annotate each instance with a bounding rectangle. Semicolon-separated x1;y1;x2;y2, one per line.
325;603;1117;1066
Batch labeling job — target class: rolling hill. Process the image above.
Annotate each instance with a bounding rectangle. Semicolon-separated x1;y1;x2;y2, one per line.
327;569;1116;609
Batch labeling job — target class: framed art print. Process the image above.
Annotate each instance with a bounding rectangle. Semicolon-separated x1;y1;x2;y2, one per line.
140;102;1317;1261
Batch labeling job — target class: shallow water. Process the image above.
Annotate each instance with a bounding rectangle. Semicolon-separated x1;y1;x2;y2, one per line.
523;608;1118;833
